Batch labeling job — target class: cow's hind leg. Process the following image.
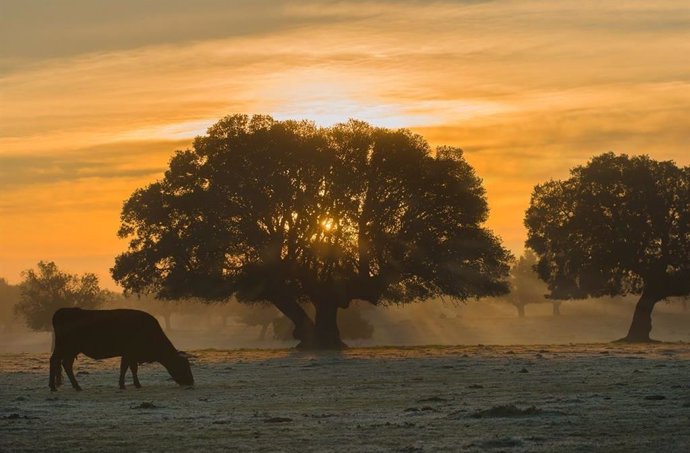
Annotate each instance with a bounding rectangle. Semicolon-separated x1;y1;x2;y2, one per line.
129;359;141;388
119;357;129;389
49;353;62;391
62;355;82;391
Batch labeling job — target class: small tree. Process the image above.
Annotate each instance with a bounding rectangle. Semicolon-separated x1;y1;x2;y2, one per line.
525;153;690;342
15;262;107;331
113;115;511;349
506;250;555;317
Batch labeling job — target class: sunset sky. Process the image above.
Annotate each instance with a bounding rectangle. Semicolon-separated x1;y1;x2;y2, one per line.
1;0;689;289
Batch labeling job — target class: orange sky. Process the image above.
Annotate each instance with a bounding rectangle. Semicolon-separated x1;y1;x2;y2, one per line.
1;1;689;290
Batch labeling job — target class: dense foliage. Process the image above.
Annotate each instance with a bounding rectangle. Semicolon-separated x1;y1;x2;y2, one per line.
525;153;690;341
113;115;511;348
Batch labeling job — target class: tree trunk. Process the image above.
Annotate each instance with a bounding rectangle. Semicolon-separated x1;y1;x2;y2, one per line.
314;300;346;350
516;304;525;318
552;302;561;316
621;291;662;342
163;313;172;331
272;297;317;348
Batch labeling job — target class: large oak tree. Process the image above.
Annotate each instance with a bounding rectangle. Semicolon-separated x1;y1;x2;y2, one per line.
112;115;511;349
525;153;690;342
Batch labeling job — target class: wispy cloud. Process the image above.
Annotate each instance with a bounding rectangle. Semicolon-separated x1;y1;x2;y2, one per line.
1;0;689;284
0;140;186;190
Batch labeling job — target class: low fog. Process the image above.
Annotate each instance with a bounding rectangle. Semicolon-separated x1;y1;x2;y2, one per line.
1;289;688;353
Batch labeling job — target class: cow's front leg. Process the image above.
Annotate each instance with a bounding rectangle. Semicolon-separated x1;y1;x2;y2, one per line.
119;356;129;389
129;359;141;388
62;356;82;391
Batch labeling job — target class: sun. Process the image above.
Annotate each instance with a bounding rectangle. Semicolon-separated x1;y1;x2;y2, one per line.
320;218;336;232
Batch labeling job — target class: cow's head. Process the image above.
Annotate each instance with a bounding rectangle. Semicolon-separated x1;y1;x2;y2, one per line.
165;351;194;386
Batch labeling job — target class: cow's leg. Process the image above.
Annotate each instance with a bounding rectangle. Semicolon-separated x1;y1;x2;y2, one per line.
129;359;141;388
119;357;129;389
55;361;63;387
49;353;62;391
62;355;82;391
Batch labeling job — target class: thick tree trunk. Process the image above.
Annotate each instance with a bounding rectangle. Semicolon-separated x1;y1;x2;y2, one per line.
552;302;561;316
516;304;525;318
621;291;662;342
272;297;317;348
314;301;346;350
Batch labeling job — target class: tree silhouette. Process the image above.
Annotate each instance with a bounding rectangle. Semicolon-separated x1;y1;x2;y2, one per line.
525;153;690;342
112;114;511;349
15;262;107;331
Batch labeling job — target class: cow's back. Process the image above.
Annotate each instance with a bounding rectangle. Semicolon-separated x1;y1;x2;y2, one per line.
53;308;174;361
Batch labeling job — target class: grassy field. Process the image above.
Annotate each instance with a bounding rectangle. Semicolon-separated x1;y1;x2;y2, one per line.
2;344;689;452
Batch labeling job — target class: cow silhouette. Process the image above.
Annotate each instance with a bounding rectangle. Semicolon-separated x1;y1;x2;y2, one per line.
49;308;194;391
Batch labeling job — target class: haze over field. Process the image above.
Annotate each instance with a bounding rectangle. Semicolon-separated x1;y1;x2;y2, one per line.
2;0;689;288
2;296;688;354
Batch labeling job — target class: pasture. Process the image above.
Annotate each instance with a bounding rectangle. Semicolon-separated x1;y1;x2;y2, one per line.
2;344;689;451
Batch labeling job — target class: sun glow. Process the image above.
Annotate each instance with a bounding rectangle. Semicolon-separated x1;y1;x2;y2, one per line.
264;68;428;128
320;218;336;232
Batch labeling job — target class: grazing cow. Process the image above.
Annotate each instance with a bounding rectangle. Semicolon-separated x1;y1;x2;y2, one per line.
49;308;194;391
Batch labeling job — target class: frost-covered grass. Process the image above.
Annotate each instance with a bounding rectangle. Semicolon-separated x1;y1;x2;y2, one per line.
1;344;689;452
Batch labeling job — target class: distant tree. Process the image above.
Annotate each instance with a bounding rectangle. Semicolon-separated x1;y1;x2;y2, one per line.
113;114;511;349
120;293;181;330
0;278;21;332
525;153;690;342
148;296;181;331
15;262;107;331
506;250;558;317
230;302;281;340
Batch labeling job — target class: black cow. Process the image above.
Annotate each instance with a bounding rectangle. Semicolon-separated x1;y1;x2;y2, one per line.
49;308;194;391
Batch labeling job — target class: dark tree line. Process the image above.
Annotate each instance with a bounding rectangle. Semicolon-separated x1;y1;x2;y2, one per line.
112;115;512;349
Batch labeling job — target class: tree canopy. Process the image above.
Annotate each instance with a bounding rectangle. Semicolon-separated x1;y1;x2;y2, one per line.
525;152;690;341
113;114;511;348
15;261;108;331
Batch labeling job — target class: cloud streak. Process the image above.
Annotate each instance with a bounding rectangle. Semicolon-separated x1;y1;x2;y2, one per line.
1;0;689;284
